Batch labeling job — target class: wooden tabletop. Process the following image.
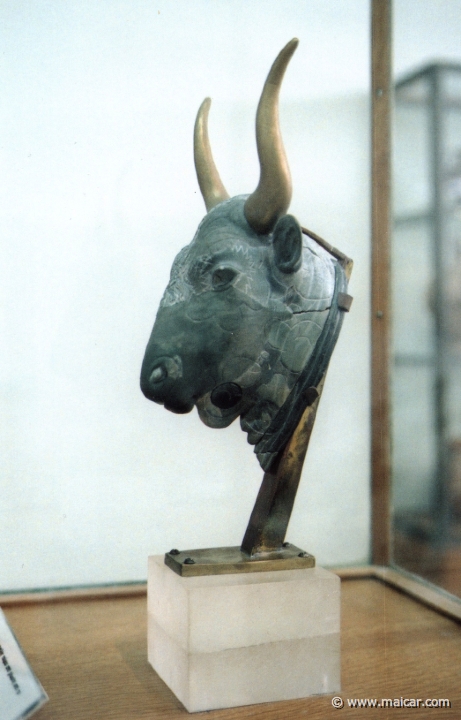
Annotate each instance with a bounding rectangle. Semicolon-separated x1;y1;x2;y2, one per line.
3;578;461;719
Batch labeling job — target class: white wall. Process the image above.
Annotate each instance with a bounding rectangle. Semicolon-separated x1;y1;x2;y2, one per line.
0;0;371;591
394;0;461;76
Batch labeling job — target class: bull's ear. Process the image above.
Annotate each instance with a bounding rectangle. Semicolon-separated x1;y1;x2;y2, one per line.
272;214;302;274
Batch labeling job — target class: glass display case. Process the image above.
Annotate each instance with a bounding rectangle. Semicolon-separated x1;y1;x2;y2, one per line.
392;63;461;596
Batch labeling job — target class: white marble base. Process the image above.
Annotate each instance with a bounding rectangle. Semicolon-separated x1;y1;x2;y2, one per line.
147;554;340;713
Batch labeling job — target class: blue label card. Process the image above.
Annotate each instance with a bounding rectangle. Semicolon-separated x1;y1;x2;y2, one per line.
0;608;48;720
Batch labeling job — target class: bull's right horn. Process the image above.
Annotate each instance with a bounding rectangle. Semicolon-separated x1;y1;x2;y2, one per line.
244;38;298;235
194;97;230;211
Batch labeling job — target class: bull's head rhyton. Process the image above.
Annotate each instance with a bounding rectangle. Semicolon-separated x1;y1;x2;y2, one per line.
141;39;351;472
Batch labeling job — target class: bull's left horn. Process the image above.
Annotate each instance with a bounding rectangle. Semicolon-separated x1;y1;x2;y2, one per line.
244;38;298;235
194;97;230;211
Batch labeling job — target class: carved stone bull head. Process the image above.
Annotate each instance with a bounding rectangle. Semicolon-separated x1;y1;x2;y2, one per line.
141;39;350;471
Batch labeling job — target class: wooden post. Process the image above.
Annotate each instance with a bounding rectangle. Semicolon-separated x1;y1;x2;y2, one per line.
371;0;392;565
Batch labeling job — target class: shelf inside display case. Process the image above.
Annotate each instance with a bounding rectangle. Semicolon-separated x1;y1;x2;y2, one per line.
2;577;461;719
392;63;461;597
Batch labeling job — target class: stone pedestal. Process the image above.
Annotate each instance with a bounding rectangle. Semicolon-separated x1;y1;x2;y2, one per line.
147;554;340;713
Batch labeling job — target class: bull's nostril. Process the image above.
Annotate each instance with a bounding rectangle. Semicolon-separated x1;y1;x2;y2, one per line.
140;354;184;401
150;365;167;384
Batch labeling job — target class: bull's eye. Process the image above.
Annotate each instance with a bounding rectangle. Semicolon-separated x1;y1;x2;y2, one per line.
211;266;237;291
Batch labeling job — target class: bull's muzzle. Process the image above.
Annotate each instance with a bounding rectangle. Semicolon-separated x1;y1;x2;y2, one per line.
140;354;194;414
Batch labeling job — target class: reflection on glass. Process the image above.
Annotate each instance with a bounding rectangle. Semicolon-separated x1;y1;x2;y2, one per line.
392;64;461;597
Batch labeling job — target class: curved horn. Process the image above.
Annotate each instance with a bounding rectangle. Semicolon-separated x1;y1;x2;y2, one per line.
244;38;298;235
194;97;230;211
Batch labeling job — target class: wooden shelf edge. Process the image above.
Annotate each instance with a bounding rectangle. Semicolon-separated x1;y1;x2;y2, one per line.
2;565;460;623
0;582;147;606
333;564;461;622
0;567;373;607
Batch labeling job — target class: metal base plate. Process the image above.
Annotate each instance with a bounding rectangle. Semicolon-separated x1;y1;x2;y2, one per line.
164;544;315;577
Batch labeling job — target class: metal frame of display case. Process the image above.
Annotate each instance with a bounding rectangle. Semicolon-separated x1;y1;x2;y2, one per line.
372;1;461;619
371;0;392;569
2;0;461;623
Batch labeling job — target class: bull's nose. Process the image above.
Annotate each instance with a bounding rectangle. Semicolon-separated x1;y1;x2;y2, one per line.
140;354;184;401
140;361;168;398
